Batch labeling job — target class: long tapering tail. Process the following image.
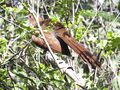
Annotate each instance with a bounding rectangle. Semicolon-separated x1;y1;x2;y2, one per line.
56;31;101;69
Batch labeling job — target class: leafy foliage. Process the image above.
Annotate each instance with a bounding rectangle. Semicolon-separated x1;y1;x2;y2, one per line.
0;0;120;89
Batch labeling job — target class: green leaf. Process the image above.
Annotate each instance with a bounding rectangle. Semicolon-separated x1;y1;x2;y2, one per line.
13;8;19;13
8;24;14;31
107;31;113;39
0;37;7;53
98;40;107;49
103;88;108;90
0;18;4;26
98;11;115;20
0;0;4;3
6;7;14;14
51;17;59;22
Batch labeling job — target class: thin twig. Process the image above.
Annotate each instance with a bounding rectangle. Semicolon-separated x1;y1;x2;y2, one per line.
75;0;80;13
2;52;19;65
42;0;50;17
107;13;120;33
0;15;31;33
80;4;102;40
